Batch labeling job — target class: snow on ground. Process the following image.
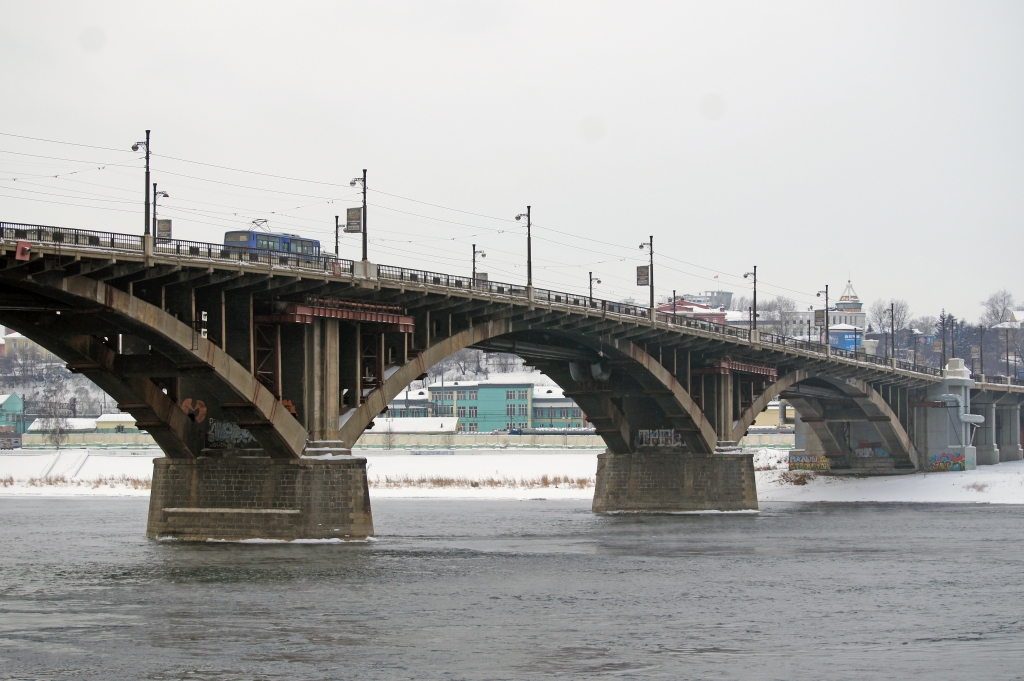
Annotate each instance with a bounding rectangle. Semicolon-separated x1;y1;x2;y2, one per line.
757;460;1024;504
2;447;1024;504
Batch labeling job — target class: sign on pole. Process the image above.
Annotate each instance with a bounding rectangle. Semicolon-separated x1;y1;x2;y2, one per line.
971;345;980;359
814;309;825;326
156;219;172;242
344;207;363;233
636;265;650;287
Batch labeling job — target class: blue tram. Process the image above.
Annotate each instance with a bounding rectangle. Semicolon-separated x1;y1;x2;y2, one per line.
224;230;321;256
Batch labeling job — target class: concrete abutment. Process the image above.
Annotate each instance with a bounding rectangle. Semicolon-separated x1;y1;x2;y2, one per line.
592;447;758;513
146;454;374;541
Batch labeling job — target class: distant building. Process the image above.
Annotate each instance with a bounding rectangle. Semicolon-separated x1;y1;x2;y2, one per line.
656;298;727;325
531;385;583;429
0;393;27;435
3;332;56;361
386;373;586;432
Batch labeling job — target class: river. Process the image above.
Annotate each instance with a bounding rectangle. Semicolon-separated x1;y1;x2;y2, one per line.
1;498;1022;680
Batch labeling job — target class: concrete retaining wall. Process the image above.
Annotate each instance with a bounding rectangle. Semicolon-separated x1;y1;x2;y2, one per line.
146;455;374;541
355;432;606;449
592;447;758;512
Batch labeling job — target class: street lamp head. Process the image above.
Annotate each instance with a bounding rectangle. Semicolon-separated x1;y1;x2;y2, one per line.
350;177;364;187
515;214;525;221
744;272;751;279
480;252;486;258
131;143;140;152
595;278;601;284
639;243;646;250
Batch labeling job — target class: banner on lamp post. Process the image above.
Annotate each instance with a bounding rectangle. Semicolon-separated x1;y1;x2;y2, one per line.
636;265;650;287
345;207;363;233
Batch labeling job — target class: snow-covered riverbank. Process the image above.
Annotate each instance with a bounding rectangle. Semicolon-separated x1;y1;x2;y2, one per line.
2;448;1023;504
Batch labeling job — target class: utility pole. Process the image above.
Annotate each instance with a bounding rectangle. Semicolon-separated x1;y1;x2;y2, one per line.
515;207;532;287
979;324;984;375
672;289;676;317
350;170;368;261
639;236;654;319
940;310;946;370
335;215;340;256
132;130;151;235
360;169;367;261
589;272;601;304
744;266;757;330
890;302;896;362
817;285;829;355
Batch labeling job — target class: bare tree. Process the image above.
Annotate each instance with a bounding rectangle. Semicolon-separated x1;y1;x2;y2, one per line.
382;420;396;450
758;296;797;334
731;295;752;312
867;299;888;334
41;369;71;450
980;289;1016;326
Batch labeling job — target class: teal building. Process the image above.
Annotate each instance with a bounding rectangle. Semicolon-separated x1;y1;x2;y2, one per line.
387;375;586;432
0;393;26;434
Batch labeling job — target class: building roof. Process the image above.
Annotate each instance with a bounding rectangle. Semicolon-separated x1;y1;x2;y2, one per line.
95;413;136;423
829;323;861;331
368;417;460;433
0;394;21;407
532;385;569;401
427;372;555;389
27;417;97;432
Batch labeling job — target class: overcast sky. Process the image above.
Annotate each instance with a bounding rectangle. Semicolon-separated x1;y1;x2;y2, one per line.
1;1;1021;320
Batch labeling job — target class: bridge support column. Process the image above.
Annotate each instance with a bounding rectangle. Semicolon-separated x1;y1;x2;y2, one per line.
146;452;373;541
917;360;977;471
973;399;999;465
996;401;1022;462
592;446;757;513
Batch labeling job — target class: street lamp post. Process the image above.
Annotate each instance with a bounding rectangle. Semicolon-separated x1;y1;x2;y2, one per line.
744;266;757;331
589;272;601;305
515;206;532;287
131;130;151;236
152;183;168;238
334;215;340;256
472;244;486;286
639;236;653;319
350;169;367;261
817;285;829;355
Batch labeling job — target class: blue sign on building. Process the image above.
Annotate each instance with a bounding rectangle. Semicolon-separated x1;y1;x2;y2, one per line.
828;326;862;351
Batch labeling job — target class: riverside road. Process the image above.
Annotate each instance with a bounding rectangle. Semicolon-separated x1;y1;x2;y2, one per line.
1;498;1022;681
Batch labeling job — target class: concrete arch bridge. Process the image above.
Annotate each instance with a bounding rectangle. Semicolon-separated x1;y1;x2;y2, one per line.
2;223;1021;540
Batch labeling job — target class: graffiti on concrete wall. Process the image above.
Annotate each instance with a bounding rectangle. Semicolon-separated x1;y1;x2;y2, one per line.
789;454;831;471
928;452;965;472
854;441;891;458
635;429;684;448
207;418;256;448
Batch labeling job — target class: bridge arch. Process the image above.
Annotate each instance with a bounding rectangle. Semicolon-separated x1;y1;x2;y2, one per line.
338;321;718;454
0;273;307;458
735;370;918;469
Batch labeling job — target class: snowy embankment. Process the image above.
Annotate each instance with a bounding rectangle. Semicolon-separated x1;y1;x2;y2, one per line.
2;448;1024;504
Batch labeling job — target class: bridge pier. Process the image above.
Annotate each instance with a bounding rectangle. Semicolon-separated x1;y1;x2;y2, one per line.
146;449;373;542
971;397;1000;465
915;359;977;471
592;446;757;513
996;399;1023;462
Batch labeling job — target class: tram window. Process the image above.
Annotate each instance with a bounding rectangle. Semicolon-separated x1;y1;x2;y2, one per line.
225;232;251;243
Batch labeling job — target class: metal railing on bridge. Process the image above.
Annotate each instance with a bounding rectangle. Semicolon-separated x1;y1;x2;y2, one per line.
0;221;957;379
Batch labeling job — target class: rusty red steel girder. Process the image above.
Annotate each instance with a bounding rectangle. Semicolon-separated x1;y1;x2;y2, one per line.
255;295;414;333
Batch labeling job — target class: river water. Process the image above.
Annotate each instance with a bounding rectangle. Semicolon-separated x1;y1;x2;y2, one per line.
1;498;1022;680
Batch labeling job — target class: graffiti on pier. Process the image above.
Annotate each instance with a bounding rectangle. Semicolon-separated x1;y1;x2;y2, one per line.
789;454;831;471
854;441;891;459
635;429;684;448
207;418;256;448
928;452;965;472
